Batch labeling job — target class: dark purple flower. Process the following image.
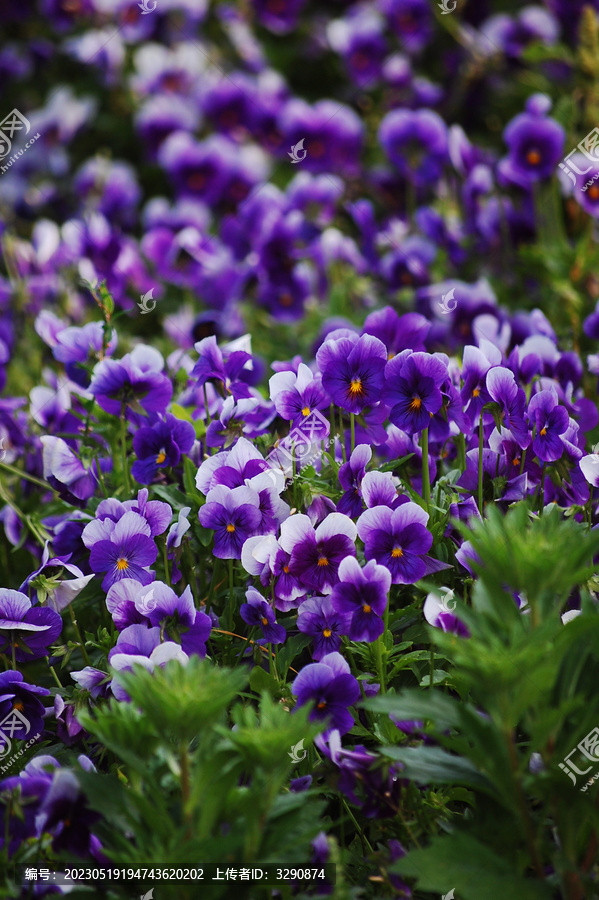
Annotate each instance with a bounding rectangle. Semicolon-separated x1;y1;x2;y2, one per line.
88;511;158;591
198;485;262;558
502;105;565;185
0;590;62;663
316;333;387;415
379;108;447;186
330;557;391;643
383;352;448;434
40;436;107;504
279;513;357;595
527;390;569;462
362;308;430;358
70;666;111;700
378;0;433;53
297;595;349;660
132;414;195;484
357;503;449;584
240;587;286;645
135;582;212;657
292;652;360;737
0;670;49;739
337;444;372;517
269;363;329;425
486;366;529;448
90;346;172;418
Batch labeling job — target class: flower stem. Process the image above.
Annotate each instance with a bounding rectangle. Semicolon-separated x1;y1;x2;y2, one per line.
375;635;386;693
421;427;431;512
119;405;131;495
69;605;91;667
350;413;355;455
477;415;484;514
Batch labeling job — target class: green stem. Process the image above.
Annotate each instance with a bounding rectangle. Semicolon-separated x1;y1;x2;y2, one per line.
162;536;171;587
69;605;91;666
119;406;131;495
0;461;56;492
374;635;386;694
205;558;221;613
421;427;431;512
180;739;193;840
203;384;211;425
478;415;484;514
429;644;434;690
456;432;466;473
229;558;234;608
539;461;547;515
350;413;356;455
11;641;16;672
48;664;63;688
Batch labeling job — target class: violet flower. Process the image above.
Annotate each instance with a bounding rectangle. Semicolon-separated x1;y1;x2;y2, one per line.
198;484;262;558
131;414;195;484
330;557;391;643
279;512;358;595
292;652;361;737
383;352;448;434
316;332;387;415
88;511;158;591
357;502;449;584
240;587;286;645
297;595;349;660
0;589;62;663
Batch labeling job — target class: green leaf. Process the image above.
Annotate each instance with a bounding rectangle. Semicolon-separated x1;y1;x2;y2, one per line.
249;666;280;697
391;832;554;900
379;745;497;794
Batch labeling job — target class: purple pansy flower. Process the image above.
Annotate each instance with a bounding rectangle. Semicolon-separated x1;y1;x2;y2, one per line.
527;390;569;462
316;333;387;415
88;511;158;591
0;589;63;663
383;352;448;434
20;542;94;613
379;108;448;186
337;444;372;517
131;414;195;484
297;595;349;660
198;484;262;558
357;502;449;584
40;436;107;504
330;557;391;643
240;587;286;645
279;513;358;595
0;670;50;738
502;100;565;185
486;366;529;448
292;652;361;737
135;582;212;657
90;346;173;417
269;363;329;425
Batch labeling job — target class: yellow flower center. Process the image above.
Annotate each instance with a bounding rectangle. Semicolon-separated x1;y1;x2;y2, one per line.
226;523;236;533
323;628;332;638
317;701;327;710
362;604;371;614
349;378;364;396
472;388;480;397
301;406;311;417
590;185;599;200
410;396;422;410
527;149;541;165
13;700;24;711
156;450;167;464
317;556;329;567
513;457;520;467
283;565;290;573
261;617;269;626
391;547;403;558
540;427;547;436
116;557;129;570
